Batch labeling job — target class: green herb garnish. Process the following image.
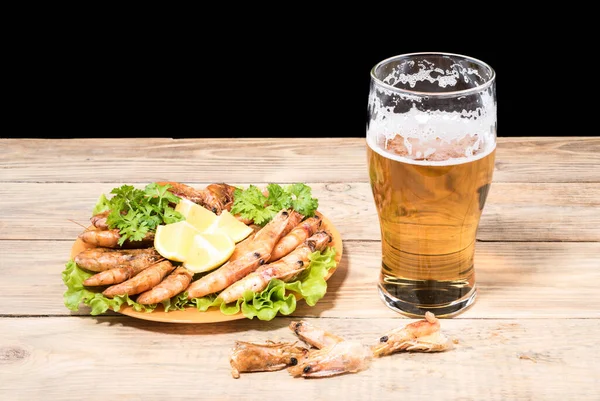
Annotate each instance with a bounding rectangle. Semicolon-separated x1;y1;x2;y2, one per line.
93;183;184;245
230;183;319;226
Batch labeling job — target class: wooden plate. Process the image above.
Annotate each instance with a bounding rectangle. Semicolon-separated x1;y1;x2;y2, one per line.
70;211;343;323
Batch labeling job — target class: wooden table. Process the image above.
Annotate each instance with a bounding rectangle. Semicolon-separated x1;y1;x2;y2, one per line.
1;137;598;401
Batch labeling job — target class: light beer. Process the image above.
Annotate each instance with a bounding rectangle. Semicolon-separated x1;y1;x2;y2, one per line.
367;133;495;316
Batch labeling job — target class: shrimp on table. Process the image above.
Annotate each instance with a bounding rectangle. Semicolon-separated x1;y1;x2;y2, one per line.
287;340;372;378
217;230;332;304
102;260;175;298
286;321;372;378
229;340;309;379
74;247;162;273
370;311;454;357
78;229;155;249
136;266;194;304
269;215;323;262
286;320;372;378
186;209;294;299
289;319;345;349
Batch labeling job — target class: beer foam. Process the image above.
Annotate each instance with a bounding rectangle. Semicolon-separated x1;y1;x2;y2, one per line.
367;61;496;166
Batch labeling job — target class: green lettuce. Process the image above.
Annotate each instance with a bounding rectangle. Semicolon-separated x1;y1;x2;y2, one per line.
61;260;156;315
190;246;337;321
63;246;337;321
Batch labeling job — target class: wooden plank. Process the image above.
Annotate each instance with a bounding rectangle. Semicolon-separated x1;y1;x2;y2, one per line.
1;137;599;184
1;240;598;319
0;317;598;400
1;182;598;242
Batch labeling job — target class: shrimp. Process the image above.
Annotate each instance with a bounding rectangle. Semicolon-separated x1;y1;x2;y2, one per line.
229;212;302;262
285;320;372;378
217;231;332;304
102;260;175;298
227;225;261;262
78;228;155;249
269;215;322;262
289;319;345;349
229;340;309;379
90;210;110;230
157;181;237;215
74;247;162;272
83;259;164;286
287;340;372;378
186;209;293;299
136;266;194;304
370;311;454;357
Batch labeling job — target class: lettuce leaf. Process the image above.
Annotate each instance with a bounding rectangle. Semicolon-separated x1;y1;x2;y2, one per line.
61;260;156;315
63;246;337;321
190;246;337;321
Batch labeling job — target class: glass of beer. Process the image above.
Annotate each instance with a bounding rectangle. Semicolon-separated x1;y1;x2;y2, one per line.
366;52;496;317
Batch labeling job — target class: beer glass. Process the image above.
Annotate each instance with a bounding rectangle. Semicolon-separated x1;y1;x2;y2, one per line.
366;52;496;317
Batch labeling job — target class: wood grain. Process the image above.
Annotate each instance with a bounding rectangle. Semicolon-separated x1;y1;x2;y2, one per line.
1;182;598;242
1;137;598;401
1;240;598;319
0;317;598;401
1;137;599;183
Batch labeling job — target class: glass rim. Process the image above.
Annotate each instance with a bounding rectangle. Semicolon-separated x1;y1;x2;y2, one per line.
370;52;496;97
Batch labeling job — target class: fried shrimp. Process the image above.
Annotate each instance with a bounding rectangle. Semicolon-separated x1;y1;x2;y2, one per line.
370;311;454;356
229;340;309;379
74;247;162;272
102;260;175;298
269;215;322;262
217;231;332;304
136;266;194;304
185;209;293;299
78;229;155;249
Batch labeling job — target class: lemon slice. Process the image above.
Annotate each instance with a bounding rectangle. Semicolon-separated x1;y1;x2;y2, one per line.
183;232;235;273
175;197;218;232
154;221;202;262
205;210;254;243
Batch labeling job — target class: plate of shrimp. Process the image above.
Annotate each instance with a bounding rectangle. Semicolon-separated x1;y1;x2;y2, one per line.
68;182;343;323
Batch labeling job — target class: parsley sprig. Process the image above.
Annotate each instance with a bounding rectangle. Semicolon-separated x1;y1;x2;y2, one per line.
93;183;184;245
230;183;318;226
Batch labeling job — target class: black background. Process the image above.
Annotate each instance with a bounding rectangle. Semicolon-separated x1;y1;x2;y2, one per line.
22;24;562;139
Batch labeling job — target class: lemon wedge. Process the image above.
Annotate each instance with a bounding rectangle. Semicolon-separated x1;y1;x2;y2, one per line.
154;220;202;262
183;232;235;273
175;197;218;232
205;210;254;243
